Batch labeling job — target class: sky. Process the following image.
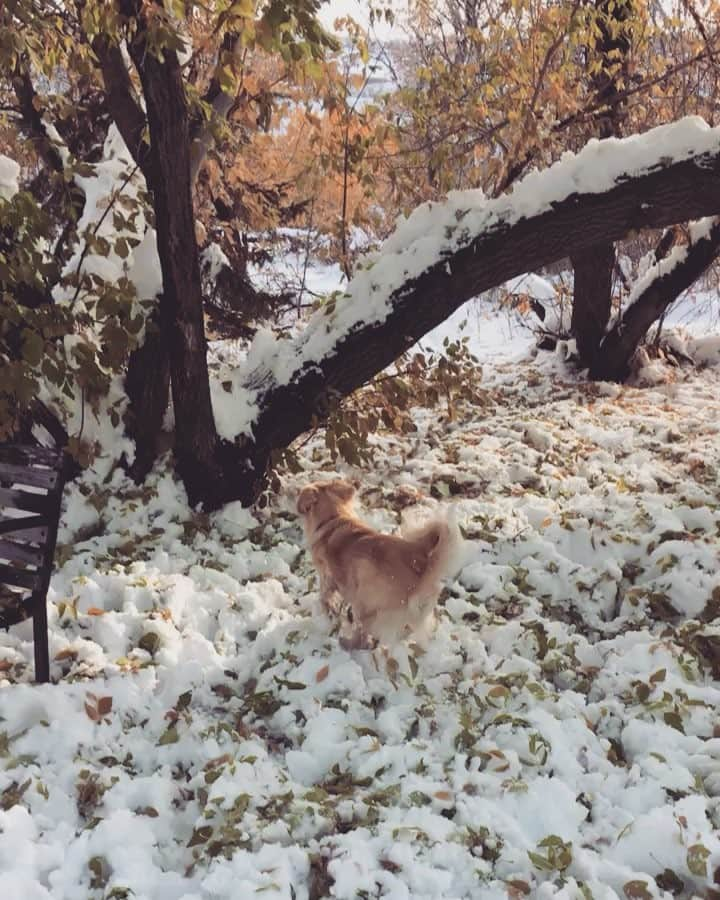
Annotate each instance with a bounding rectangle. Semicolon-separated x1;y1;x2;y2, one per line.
318;0;403;39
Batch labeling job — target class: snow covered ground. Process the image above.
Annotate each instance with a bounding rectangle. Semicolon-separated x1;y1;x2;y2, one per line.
2;327;720;899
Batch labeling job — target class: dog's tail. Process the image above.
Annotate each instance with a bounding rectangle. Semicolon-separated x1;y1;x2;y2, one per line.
407;509;461;598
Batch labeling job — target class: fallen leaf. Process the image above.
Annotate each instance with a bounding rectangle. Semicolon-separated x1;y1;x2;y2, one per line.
315;665;329;683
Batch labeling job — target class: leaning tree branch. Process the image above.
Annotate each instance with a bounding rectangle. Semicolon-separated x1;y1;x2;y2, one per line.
91;35;152;178
591;218;720;381
226;145;720;505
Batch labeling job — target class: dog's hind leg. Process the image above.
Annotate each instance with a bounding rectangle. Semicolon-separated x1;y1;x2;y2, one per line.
319;572;340;614
339;606;377;650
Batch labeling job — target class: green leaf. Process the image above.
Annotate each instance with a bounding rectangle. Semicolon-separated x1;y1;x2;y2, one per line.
528;850;555;872
623;881;652;900
487;684;511;706
157;725;179;746
187;825;213;848
686;843;710;877
663;711;684;733
138;632;161;655
273;676;306;691
177;690;193;711
1;778;31;811
22;330;44;367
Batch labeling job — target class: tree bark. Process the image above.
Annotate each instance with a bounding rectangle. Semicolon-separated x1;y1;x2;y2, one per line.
129;32;229;506
591;219;720;381
570;0;632;368
93;22;252;492
92;36;152;178
123;318;171;480
570;243;615;366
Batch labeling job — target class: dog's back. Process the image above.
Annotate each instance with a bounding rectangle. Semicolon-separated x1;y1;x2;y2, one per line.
298;479;459;646
334;516;457;642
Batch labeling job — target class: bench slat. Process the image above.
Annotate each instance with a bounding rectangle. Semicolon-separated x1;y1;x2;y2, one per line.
0;515;49;540
0;445;61;466
0;562;40;590
0;462;59;489
0;486;52;514
0;538;45;566
0;444;65;683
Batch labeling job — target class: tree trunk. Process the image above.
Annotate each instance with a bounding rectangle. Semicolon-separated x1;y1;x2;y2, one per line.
591;219;720;381
130;35;230;507
123;319;171;481
570;243;615;366
570;0;632;368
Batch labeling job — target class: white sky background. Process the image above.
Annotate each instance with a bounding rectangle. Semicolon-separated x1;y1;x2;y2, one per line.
318;0;405;39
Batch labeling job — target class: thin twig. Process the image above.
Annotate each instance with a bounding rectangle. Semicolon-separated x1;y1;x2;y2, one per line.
298;195;315;317
69;162;139;306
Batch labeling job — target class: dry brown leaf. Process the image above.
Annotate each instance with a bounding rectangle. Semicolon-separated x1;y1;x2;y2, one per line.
315;665;330;683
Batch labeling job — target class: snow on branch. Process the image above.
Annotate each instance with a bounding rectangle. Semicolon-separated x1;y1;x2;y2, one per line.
624;217;718;312
593;215;720;380
219;117;720;453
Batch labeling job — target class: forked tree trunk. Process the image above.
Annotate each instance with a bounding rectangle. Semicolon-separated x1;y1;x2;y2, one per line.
129;35;230;506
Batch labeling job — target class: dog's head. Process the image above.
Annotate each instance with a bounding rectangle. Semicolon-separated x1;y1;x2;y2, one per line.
297;479;356;525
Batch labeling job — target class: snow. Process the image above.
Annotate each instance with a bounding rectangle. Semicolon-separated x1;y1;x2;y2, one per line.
35;125;163;466
0;154;20;200
624;217;720;311
200;243;231;281
3;327;720;898
505;273;557;302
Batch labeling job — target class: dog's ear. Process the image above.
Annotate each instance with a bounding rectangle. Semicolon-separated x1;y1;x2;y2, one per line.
329;480;356;502
297;485;319;515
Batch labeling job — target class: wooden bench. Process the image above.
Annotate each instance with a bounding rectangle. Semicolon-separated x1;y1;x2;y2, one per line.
0;444;67;683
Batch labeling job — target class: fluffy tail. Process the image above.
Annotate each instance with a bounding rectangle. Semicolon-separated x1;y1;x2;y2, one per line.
407;509;461;600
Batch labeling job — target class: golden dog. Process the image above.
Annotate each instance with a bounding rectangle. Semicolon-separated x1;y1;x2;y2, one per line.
297;479;458;648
